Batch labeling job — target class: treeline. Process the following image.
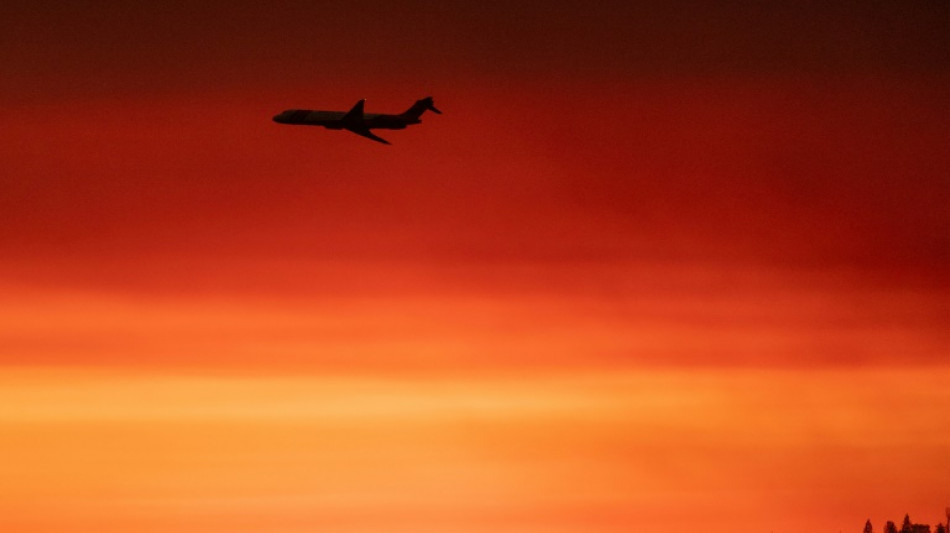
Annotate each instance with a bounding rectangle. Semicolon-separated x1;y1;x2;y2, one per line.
864;512;950;533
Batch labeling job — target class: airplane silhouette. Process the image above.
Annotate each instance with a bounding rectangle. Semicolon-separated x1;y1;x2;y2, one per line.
272;97;441;145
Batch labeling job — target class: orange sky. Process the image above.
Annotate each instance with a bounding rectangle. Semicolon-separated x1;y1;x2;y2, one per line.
1;2;948;532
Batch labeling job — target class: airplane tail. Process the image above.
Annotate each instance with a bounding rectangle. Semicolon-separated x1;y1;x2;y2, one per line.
401;97;441;120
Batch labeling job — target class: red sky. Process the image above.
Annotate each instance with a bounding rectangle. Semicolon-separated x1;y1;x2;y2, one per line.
1;2;948;532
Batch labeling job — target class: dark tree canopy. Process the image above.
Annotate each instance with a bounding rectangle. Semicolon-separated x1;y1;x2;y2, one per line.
902;515;913;533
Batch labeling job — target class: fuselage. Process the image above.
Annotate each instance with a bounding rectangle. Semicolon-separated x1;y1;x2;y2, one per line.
272;109;417;130
272;97;439;144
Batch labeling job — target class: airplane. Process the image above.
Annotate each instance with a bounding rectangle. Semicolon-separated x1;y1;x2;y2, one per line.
272;97;441;145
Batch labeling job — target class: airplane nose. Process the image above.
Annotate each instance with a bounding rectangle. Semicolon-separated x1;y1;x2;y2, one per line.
272;113;284;123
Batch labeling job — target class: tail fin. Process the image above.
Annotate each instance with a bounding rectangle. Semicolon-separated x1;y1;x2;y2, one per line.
401;97;441;120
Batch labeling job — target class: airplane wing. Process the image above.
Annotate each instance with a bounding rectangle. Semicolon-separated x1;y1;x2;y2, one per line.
342;99;365;122
346;126;391;145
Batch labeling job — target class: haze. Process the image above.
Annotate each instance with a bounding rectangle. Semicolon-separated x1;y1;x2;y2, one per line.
1;2;947;533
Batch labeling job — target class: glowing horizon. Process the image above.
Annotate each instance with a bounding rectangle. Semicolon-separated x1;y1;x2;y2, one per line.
2;366;948;533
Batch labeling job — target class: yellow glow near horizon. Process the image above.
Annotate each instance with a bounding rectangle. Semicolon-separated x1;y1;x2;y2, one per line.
1;275;947;533
1;368;948;533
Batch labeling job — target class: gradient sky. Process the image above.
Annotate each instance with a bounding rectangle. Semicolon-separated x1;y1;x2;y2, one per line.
1;2;948;533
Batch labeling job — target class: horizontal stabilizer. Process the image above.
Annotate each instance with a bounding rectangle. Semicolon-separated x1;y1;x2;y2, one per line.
401;97;441;120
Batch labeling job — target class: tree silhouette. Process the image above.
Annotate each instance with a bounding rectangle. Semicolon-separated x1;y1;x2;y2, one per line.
902;515;914;533
865;520;875;533
885;521;899;533
934;524;946;533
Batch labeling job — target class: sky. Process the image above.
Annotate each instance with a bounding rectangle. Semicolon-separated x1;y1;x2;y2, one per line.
1;2;948;533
